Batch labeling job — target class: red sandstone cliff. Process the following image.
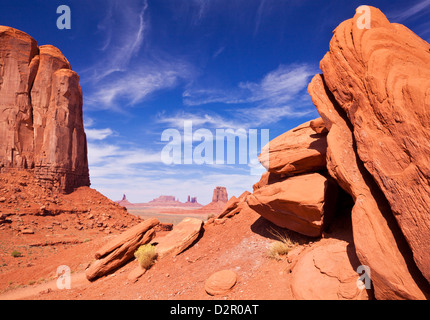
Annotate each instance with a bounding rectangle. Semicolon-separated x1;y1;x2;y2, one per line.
0;26;89;193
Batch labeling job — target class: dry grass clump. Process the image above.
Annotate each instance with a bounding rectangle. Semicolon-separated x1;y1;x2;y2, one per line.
134;244;157;270
266;228;297;260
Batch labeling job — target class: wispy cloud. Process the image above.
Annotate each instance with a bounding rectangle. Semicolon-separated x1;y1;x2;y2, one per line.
157;111;239;129
88;142;162;177
183;63;316;107
212;46;225;59
193;0;211;23
81;0;197;111
254;0;267;35
177;63;316;128
84;0;148;82
86;128;114;140
388;0;430;22
85;60;194;110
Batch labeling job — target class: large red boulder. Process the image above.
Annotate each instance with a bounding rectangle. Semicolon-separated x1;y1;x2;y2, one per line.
247;173;338;237
309;74;429;299
258;119;327;176
317;6;430;285
86;218;159;281
290;239;370;300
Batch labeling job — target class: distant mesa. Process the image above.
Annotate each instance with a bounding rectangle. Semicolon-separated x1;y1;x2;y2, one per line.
189;186;229;215
115;194;202;208
115;186;228;215
212;186;228;203
148;195;179;204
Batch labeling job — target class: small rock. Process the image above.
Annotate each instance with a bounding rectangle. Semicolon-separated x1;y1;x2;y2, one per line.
39;288;52;295
214;218;226;225
21;228;34;234
205;270;237;296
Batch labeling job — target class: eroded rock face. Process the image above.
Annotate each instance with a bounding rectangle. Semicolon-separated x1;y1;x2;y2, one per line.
0;26;39;170
316;6;430;284
290;239;370;300
309;74;429;300
247;173;338;237
258;119;327;176
0;26;89;193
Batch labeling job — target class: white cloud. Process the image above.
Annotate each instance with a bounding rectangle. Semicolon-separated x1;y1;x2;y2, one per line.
85;60;194;109
88;142;162;177
86;128;114;140
84;0;149;82
388;0;430;22
183;63;316;108
157;112;239;129
156;64;316;130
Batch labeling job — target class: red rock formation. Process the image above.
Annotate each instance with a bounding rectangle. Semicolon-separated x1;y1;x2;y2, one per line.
290;239;369;300
212;186;228;203
247;173;338;237
205;270;237;296
116;194;134;208
149;195;177;203
311;6;430;287
0;26;89;193
309;74;428;299
153;217;203;258
259;119;327;176
87;218;159;281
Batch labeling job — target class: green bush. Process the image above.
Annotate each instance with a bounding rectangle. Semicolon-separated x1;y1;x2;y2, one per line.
134;244;157;270
11;250;22;258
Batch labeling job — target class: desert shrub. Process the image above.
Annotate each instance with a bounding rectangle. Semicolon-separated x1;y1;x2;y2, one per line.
207;213;216;220
134;244;157;270
11;250;22;258
266;228;296;260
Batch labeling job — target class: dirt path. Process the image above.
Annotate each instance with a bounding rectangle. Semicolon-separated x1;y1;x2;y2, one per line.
0;272;89;300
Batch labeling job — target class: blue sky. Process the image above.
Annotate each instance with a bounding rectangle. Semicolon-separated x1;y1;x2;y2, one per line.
1;0;429;204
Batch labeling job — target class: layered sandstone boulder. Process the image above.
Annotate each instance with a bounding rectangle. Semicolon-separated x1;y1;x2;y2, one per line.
153;217;203;259
86;218;159;281
317;6;430;284
205;270;237;296
247;173;338;237
258;119;327;176
290;239;370;300
0;26;89;193
309;74;428;299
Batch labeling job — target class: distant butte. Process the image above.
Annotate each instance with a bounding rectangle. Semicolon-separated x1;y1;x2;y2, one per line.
115;194;203;208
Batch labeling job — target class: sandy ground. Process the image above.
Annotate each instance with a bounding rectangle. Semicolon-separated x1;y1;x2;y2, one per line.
0;205;316;300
